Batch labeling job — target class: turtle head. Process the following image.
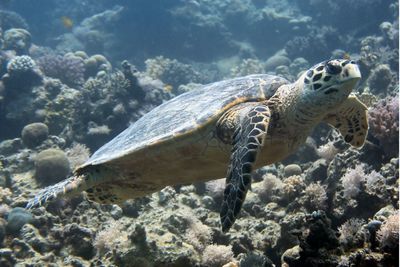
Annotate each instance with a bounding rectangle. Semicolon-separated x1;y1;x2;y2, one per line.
299;59;361;108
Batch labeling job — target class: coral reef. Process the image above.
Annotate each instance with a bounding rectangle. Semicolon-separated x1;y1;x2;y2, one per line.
34;148;71;185
368;94;399;158
145;56;204;88
0;1;397;266
367;64;395;95
2;28;31;55
284;26;341;62
36;52;85;88
1;55;42;100
21;123;49;149
230;58;265;77
6;207;33;235
0;10;28;31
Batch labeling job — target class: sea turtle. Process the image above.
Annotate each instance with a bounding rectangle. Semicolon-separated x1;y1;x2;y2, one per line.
27;59;368;232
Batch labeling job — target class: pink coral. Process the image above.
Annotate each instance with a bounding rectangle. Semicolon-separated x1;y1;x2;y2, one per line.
368;94;399;157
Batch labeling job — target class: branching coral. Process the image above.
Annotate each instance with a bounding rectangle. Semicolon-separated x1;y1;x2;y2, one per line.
338;218;366;251
282;175;306;202
341;165;366;199
368;94;399;158
377;212;399;252
205;178;226;202
316;141;339;162
65;143;91;170
255;173;283;202
301;182;328;211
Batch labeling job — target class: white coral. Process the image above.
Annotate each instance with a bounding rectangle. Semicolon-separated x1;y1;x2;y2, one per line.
377;212;399;250
341;165;366;199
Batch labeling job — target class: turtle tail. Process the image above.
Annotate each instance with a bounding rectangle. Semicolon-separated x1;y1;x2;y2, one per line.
26;175;89;209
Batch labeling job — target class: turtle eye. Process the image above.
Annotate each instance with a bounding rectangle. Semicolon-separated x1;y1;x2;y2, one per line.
325;61;342;75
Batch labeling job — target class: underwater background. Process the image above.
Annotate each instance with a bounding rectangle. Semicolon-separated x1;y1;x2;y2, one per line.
0;0;399;266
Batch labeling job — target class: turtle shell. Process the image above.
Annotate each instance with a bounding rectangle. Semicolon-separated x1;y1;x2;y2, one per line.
81;74;289;167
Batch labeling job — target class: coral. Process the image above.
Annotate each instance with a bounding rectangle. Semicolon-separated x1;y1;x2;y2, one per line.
282;211;339;266
84;54;112;78
6;207;33;235
21;123;49;148
6;55;36;74
0;218;6;245
254;173;283;202
36;53;85;87
120;60;144;100
368;94;399;158
377;212;399;252
0;187;12;204
238;252;267;267
367;64;394;94
282;175;305;202
316;141;339;162
284;26;340;62
87;123;111;136
283;164;302;177
341;165;366;199
301;182;328;211
365;170;384;190
34;148;71;185
289;57;309;77
63;223;95;260
201;244;234;267
0;204;10;218
65;143;90;170
145;56;203;88
338;218;366;250
0;10;28;31
380;21;398;45
359;35;398;73
230;58;265;77
93;220;129;255
2;55;42;94
184;219;212;252
205;178;226;202
264;53;291;71
3;28;31;55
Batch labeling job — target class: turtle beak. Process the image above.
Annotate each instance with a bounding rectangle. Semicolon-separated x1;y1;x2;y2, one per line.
344;62;361;80
339;62;361;93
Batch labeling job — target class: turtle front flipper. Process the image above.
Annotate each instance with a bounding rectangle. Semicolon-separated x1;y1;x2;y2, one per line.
323;95;368;148
219;103;271;232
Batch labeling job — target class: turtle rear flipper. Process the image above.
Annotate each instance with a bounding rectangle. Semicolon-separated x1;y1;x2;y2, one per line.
26;165;116;209
26;175;86;209
219;103;271;232
323;95;368;148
